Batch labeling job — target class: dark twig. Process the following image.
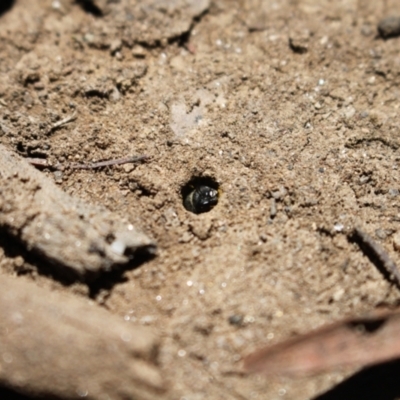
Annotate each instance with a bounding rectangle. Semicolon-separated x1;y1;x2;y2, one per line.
26;155;150;171
351;226;400;288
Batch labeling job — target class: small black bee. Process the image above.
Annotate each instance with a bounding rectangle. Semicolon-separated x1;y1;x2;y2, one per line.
184;185;219;214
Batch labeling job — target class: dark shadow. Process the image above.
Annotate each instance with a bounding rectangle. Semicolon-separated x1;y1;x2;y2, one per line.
0;227;156;292
346;317;387;334
167;9;209;49
75;0;102;17
0;0;15;17
314;359;400;400
87;247;156;298
289;38;308;54
0;386;33;400
0;228;83;285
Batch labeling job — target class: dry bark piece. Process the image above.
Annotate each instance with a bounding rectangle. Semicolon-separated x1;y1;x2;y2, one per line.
243;308;400;377
378;16;400;38
0;144;155;278
0;274;165;399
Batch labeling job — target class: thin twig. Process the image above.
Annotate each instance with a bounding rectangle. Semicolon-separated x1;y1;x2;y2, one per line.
69;155;150;169
352;226;400;288
26;155;150;171
25;158;50;168
47;112;77;134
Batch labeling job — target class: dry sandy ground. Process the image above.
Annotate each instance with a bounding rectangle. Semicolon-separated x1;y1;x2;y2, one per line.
2;0;400;399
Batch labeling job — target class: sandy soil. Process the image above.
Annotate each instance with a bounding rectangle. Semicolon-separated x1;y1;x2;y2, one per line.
2;0;400;399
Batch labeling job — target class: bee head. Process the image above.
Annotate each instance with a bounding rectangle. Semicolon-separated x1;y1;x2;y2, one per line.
182;177;219;214
192;186;218;213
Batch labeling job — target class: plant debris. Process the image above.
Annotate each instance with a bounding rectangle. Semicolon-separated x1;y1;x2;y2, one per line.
243;308;400;377
0;144;155;279
0;274;165;399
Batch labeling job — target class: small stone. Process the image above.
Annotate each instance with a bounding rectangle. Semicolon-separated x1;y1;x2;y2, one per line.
289;29;311;54
393;231;400;252
190;219;212;240
110;87;121;103
228;314;244;326
314;102;322;110
122;163;134;174
178;231;192;243
329;88;346;101
14;256;24;268
33;81;45;90
110;39;122;55
344;106;356;120
375;228;387;240
378;16;400;39
53;171;63;184
110;240;126;256
132;45;146;58
333;223;344;232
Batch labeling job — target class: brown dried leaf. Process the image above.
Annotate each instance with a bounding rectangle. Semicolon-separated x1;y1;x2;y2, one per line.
243;309;400;377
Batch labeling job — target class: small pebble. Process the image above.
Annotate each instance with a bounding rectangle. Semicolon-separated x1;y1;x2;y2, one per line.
344;106;356;120
53;171;63;184
333;223;344;232
332;288;345;302
110;39;122;55
122;163;134;173
378;16;400;39
288;29;311;54
14;256;24;268
110;240;126;256
228;314;244;326
375;228;388;240
132;45;146;58
393;231;400;252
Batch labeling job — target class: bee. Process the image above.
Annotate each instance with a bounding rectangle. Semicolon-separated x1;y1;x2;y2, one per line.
184;185;219;214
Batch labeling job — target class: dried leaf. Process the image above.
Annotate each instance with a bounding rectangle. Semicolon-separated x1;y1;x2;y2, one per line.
243;309;400;377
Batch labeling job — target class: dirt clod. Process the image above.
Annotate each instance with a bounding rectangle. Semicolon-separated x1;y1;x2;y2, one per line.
378;15;400;38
